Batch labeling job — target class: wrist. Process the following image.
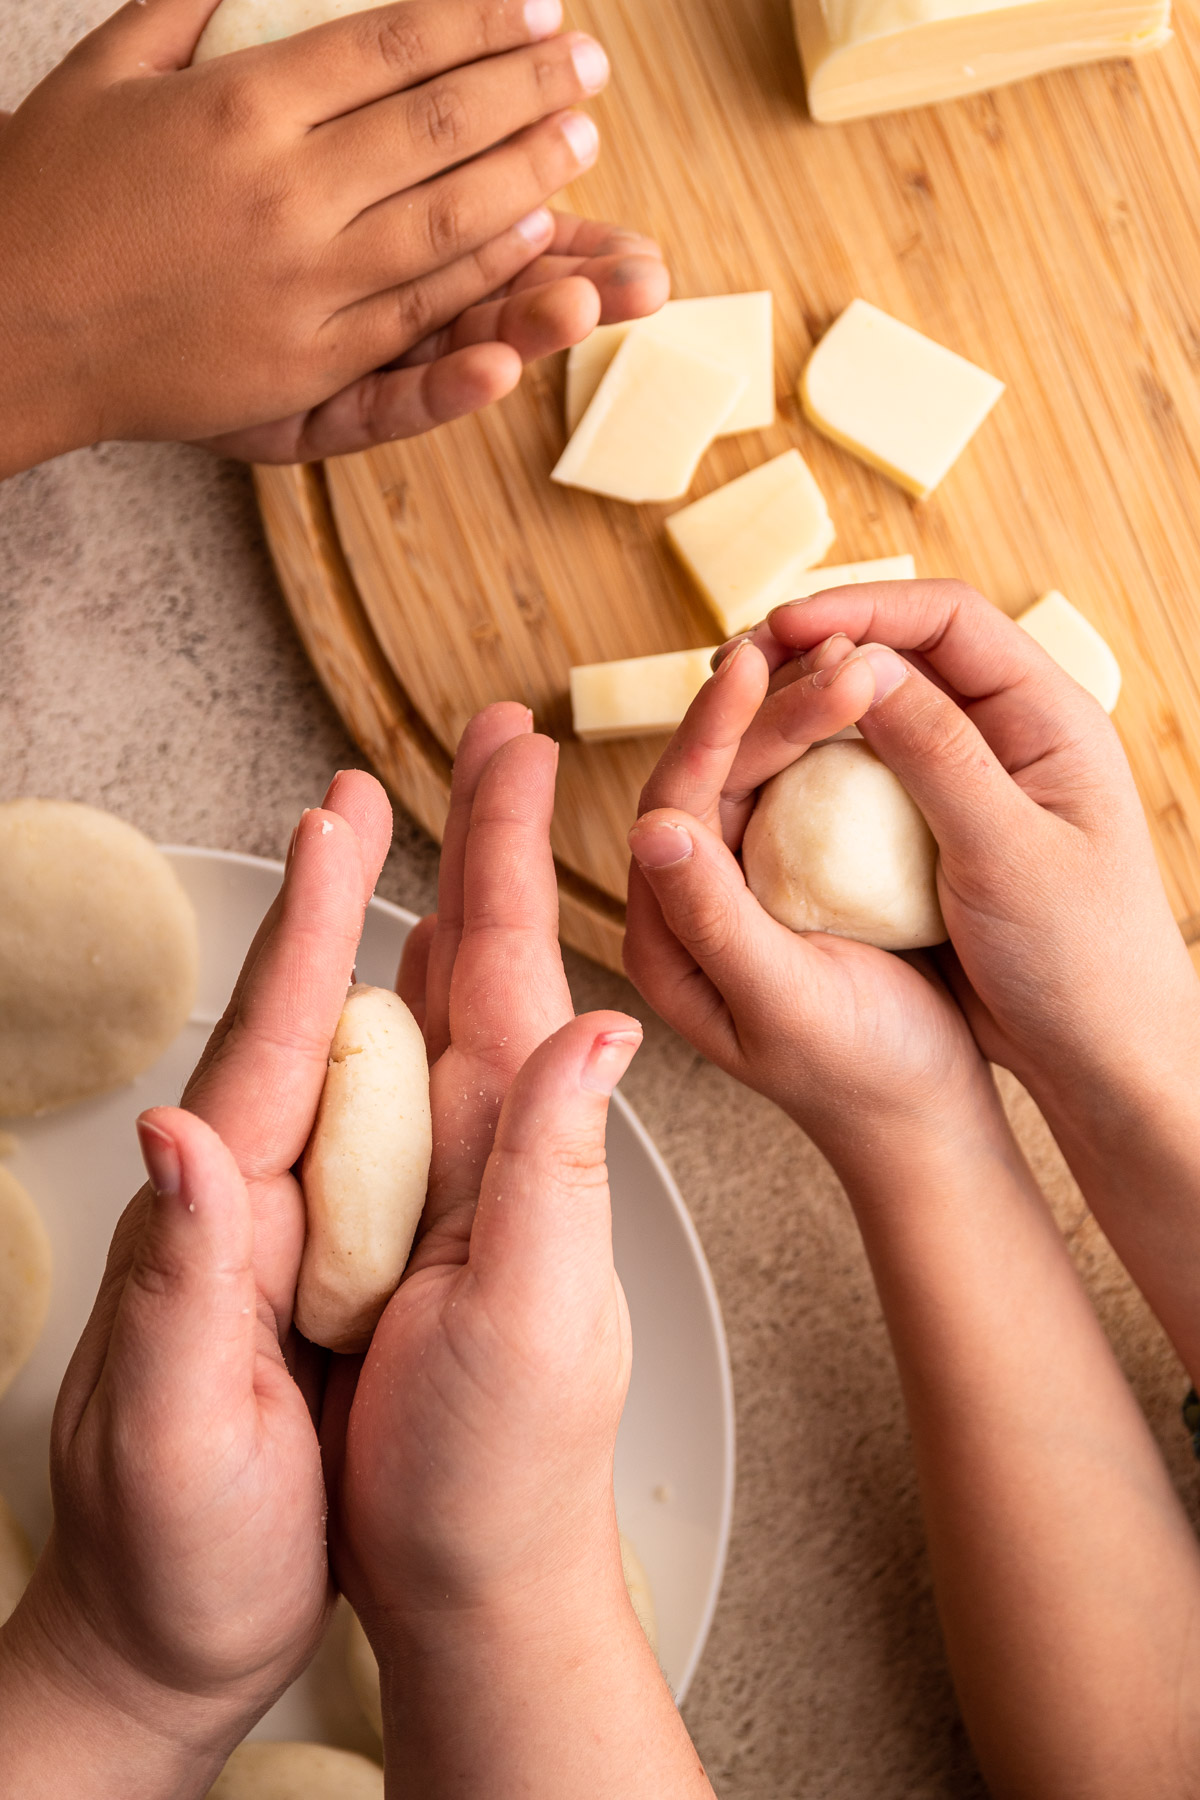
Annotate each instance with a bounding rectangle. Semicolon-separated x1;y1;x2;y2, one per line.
0;257;101;477
0;1555;249;1800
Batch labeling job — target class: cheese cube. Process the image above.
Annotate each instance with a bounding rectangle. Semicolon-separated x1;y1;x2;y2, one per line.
666;451;835;638
800;300;1004;499
794;0;1170;125
789;555;916;602
1016;590;1121;713
552;332;746;505
571;646;718;742
565;295;775;437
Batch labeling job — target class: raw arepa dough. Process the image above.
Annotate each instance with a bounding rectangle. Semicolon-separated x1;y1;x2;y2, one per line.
0;1492;35;1627
619;1531;658;1656
742;739;947;951
194;0;397;60
297;985;432;1353
0;1165;52;1400
0;801;198;1119
206;1742;383;1799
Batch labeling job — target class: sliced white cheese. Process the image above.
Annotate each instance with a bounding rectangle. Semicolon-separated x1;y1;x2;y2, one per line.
571;645;718;742
194;0;393;60
553;332;745;504
794;0;1170;125
790;554;917;602
1016;590;1121;713
564;295;775;437
666;451;835;638
801;299;1004;499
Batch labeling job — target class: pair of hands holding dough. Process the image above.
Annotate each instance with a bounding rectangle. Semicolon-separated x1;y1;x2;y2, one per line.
0;705;665;1797
0;0;669;476
625;583;1200;1264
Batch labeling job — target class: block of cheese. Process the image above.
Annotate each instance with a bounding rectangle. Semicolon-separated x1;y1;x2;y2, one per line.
794;0;1170;124
1016;590;1121;713
801;300;1004;499
194;0;393;60
571;646;718;742
565;295;775;437
789;554;916;601
666;452;835;638
553;332;746;504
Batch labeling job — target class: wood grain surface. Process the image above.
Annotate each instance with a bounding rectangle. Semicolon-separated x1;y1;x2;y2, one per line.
259;0;1200;971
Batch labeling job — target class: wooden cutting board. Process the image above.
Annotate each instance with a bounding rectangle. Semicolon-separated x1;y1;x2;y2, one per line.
257;0;1200;973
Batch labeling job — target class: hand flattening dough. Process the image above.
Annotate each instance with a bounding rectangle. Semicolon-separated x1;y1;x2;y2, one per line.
0;1165;52;1400
297;985;432;1353
0;1492;35;1628
206;1742;383;1799
742;740;947;951
0;801;197;1119
194;0;397;61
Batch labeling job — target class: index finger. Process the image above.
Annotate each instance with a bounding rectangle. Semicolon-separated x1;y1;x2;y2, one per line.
217;0;564;126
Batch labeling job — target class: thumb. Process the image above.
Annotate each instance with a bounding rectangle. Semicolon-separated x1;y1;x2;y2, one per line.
855;645;1036;867
467;1014;642;1301
81;0;224;77
101;1107;259;1431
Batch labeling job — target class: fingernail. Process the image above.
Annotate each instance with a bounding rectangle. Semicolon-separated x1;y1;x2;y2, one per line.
515;206;553;245
137;1119;180;1199
798;632;853;674
561;110;600;163
581;1027;643;1095
524;0;562;37
710;634;751;672
284;822;299;868
569;34;610;92
713;637;750;680
628;818;693;868
860;644;910;706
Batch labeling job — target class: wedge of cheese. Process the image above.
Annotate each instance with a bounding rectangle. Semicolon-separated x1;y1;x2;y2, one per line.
1016;590;1121;712
789;554;917;602
553;332;746;504
565;295;775;437
666;452;835;638
801;300;1004;499
794;0;1170;123
571;646;718;741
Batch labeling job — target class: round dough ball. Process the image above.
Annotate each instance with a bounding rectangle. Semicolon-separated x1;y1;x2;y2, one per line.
0;801;198;1118
0;1492;35;1627
742;740;946;951
194;0;395;60
346;1610;383;1741
207;1742;383;1799
0;1165;52;1400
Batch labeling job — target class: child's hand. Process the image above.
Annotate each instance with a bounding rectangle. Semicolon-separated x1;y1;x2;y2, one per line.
324;705;709;1799
623;635;992;1172
0;0;667;476
0;773;393;1798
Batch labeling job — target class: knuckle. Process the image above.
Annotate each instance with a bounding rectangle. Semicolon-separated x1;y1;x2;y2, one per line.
128;1238;186;1303
205;66;268;139
424;184;470;260
415;80;472;155
392;277;438;346
674;887;736;963
371;8;430;74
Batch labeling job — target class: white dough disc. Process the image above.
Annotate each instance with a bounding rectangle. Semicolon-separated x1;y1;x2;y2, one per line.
0;1165;52;1401
194;0;397;61
0;1492;35;1627
207;1742;383;1798
742;739;946;951
0;801;198;1119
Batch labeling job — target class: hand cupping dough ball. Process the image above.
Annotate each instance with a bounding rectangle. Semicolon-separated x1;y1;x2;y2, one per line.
206;1742;383;1799
297;985;432;1353
0;801;197;1118
0;1492;35;1627
742;739;947;951
193;0;397;61
0;1165;52;1400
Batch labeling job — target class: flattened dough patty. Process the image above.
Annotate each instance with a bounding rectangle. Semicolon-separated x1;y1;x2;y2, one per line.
0;1165;52;1399
194;0;396;60
0;801;198;1117
207;1742;384;1798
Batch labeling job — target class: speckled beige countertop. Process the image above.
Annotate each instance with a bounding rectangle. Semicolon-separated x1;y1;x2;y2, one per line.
4;10;1199;1797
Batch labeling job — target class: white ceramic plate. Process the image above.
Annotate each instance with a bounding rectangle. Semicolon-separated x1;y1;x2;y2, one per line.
0;847;733;1729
